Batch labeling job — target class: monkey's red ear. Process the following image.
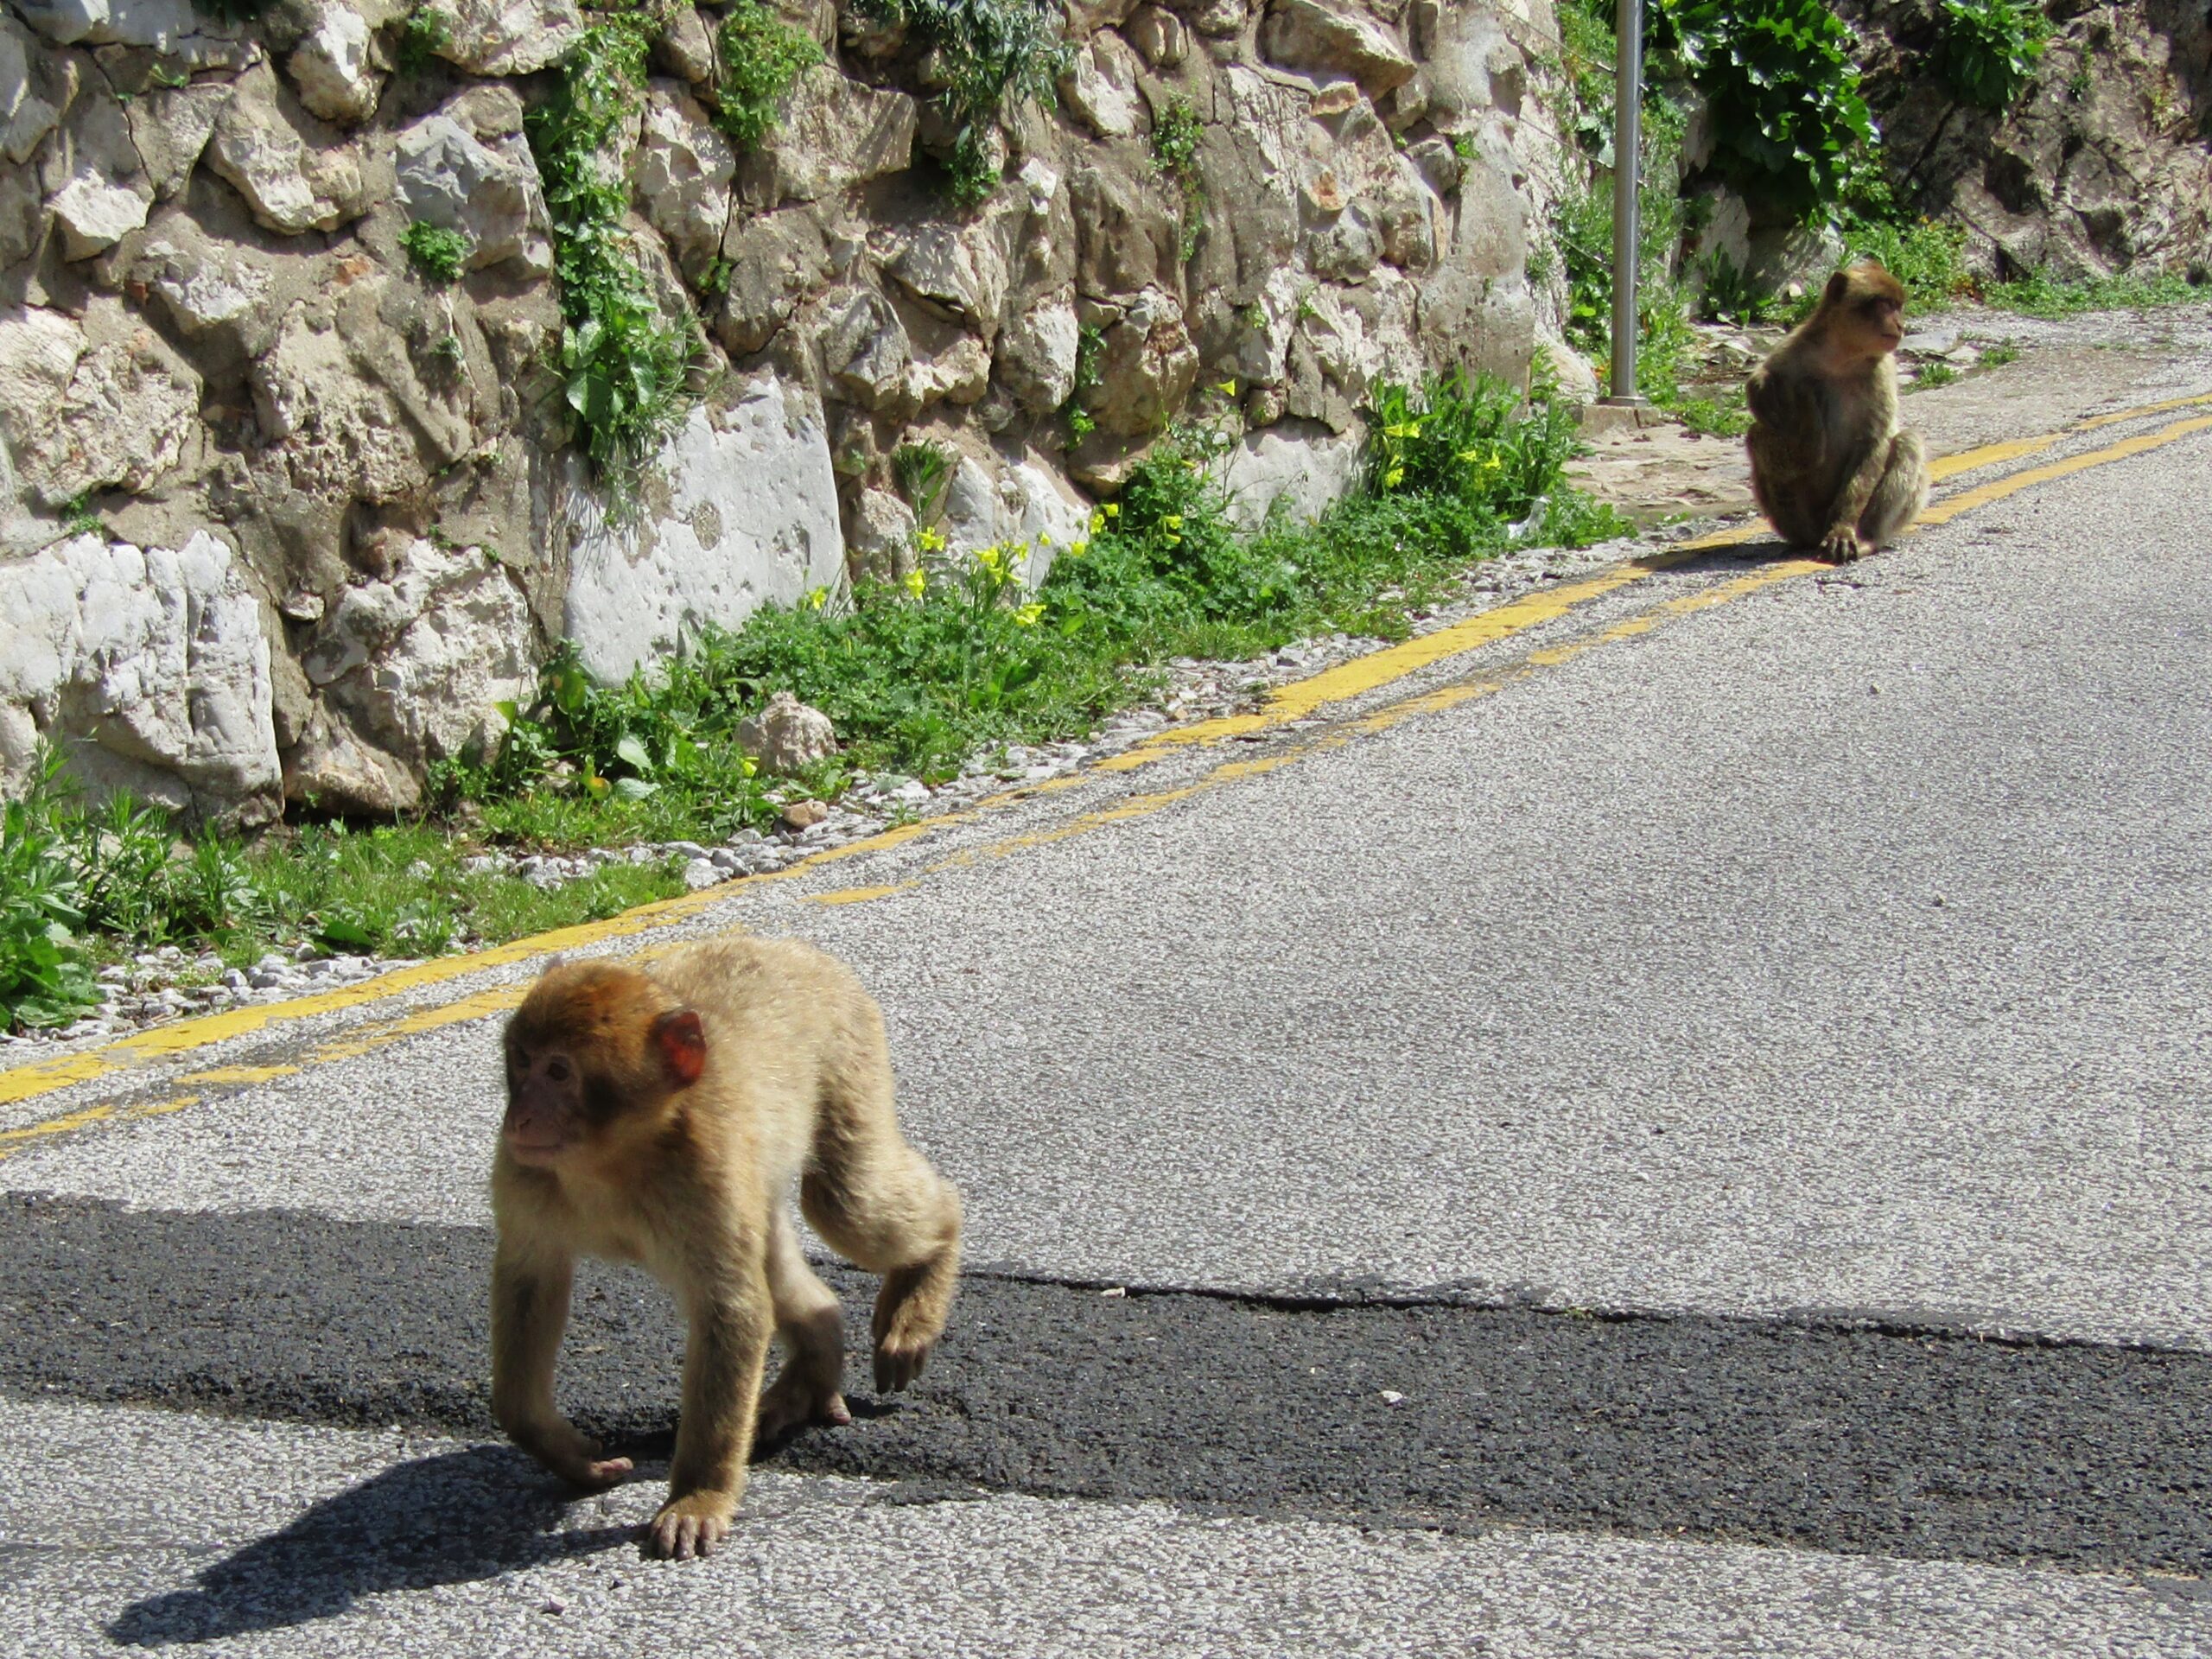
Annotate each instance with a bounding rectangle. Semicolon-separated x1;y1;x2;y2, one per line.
654;1010;706;1086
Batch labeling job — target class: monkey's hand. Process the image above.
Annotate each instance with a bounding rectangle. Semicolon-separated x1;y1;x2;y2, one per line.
648;1491;735;1560
1818;524;1866;563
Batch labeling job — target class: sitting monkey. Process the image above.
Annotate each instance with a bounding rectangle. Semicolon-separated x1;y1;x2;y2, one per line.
491;938;963;1560
1745;261;1932;561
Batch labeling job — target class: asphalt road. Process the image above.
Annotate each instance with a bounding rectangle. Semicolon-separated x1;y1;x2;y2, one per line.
5;341;2212;1656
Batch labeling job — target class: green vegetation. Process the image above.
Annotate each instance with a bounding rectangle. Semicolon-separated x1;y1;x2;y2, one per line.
396;5;451;73
1982;265;2200;316
0;745;695;1031
855;0;1070;206
1837;190;1974;309
400;219;470;283
59;492;100;538
506;373;1628;783
1151;97;1206;262
891;439;955;525
1909;359;1959;390
1937;0;2050;111
1064;322;1104;441
1657;0;1875;222
526;9;704;485
711;0;824;150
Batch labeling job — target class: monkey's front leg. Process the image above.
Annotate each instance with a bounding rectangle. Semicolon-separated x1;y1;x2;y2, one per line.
490;1244;634;1491
652;1287;774;1560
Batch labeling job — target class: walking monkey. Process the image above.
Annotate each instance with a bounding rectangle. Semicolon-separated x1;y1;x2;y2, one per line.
490;938;963;1560
1745;261;1931;561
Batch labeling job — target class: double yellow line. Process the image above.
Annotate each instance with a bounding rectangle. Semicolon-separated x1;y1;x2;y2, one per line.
3;389;2209;1147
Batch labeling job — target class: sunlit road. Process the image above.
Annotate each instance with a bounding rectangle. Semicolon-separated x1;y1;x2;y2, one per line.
4;360;2212;1656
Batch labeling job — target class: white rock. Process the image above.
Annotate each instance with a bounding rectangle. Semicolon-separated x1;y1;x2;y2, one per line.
681;856;722;890
288;2;380;125
735;692;836;773
11;0;232;52
893;220;1010;342
208;64;366;236
302;537;535;772
818;287;910;410
1220;420;1364;531
633;83;735;270
1056;34;1141;138
996;289;1078;412
45;80;150;260
0;301;200;510
1260;0;1417;99
395;114;539;269
0;15;73;164
435;0;583;75
563;373;845;681
0;531;280;826
941;448;1090;581
748;66;916;206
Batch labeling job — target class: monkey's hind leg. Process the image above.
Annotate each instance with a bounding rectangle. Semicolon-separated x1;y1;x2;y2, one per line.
753;1209;852;1444
1856;430;1930;550
803;1031;963;1394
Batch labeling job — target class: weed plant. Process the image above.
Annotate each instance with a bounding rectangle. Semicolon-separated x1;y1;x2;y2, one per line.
1151;98;1206;260
712;0;823;149
855;0;1069;206
396;6;451;73
400;219;469;283
526;8;704;483
1937;0;2050;111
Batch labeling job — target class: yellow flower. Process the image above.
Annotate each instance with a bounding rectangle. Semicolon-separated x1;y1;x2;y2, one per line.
1068;538;1089;558
903;568;926;599
1383;421;1421;440
1103;502;1120;518
1012;602;1046;626
1088;510;1106;536
918;526;948;554
806;586;830;610
1383;467;1405;488
1215;378;1237;397
1163;514;1183;530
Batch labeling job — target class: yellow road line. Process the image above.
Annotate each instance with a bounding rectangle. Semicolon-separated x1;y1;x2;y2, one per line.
1;388;2206;1122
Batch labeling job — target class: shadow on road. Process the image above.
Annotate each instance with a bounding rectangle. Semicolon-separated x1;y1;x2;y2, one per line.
107;1446;634;1648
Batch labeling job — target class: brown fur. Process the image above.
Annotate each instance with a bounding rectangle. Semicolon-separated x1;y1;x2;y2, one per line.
1745;261;1932;560
490;938;963;1560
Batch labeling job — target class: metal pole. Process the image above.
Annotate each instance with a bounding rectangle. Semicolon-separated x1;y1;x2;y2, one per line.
1604;0;1648;405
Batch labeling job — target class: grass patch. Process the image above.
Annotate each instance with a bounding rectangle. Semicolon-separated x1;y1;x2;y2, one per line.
1151;97;1205;261
1909;360;1959;391
400;219;469;283
1981;266;2203;317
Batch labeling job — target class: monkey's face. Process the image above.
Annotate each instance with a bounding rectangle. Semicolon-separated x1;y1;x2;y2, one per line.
504;1041;591;1167
1854;295;1904;356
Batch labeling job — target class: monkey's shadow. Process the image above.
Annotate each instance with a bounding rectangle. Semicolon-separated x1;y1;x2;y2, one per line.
106;1446;637;1648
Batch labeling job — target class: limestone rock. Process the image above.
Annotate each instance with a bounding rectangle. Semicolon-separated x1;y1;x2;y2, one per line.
10;0;239;54
909;335;991;406
1069;158;1183;302
941;448;1090;578
633;83;735;271
892;219;1009;340
818;286;911;410
0;531;279;826
1125;4;1188;68
302;536;533;781
0;13;75;164
653;3;716;84
435;0;582;76
1058;33;1141;139
288;0;382;126
1090;286;1198;435
0;302;200;509
713;206;830;356
1260;0;1417;100
123;79;232;200
744;66;916;207
208;63;368;236
1219;419;1362;531
42;78;150;259
562;374;844;681
396;112;540;270
735;691;836;773
996;287;1078;411
842;485;914;582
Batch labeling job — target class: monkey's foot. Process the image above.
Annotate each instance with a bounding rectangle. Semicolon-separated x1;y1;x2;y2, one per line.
872;1332;937;1392
753;1370;852;1444
559;1454;634;1493
647;1492;734;1560
872;1261;954;1391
